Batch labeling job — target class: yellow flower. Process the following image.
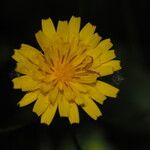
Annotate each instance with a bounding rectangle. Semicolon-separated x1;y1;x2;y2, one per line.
12;16;121;125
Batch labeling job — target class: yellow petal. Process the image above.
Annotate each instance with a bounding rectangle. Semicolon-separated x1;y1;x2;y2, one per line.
19;45;51;73
87;33;102;48
97;38;113;53
87;39;113;58
58;95;70;117
57;21;68;41
68;16;81;41
31;70;46;81
15;62;42;78
75;95;85;105
42;18;56;39
35;31;58;64
96;60;121;76
63;86;76;101
41;102;57;125
12;49;24;62
81;95;102;120
96;81;119;98
39;82;54;93
69;82;87;93
17;44;44;68
18;91;40;107
33;94;49;116
15;63;29;75
12;76;39;91
80;23;96;42
100;50;116;64
77;74;98;84
108;60;121;71
97;65;114;76
48;87;59;104
79;55;93;69
19;44;50;73
87;86;106;104
12;49;28;63
69;103;79;124
12;50;39;72
35;30;50;52
71;53;88;67
19;44;43;58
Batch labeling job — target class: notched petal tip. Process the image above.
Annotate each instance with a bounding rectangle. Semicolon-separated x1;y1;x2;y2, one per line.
70;15;81;19
68;103;80;124
17;91;40;107
41;17;56;40
70;121;80;125
40;104;57;125
96;81;120;98
40;120;50;125
113;88;120;98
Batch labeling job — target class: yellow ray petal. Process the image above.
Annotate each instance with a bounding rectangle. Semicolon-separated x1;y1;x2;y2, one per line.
63;86;76;101
18;90;40;107
19;44;43;60
12;76;39;91
41;102;57;125
87;38;113;58
39;82;54;93
58;95;70;117
69;82;87;93
69;103;80;124
68;16;81;41
71;53;88;67
15;62;43;79
80;23;96;42
48;87;59;104
100;50;116;64
31;70;46;81
18;45;51;73
77;74;98;84
12;49;24;62
86;86;106;104
42;18;56;39
35;30;50;53
19;44;50;73
35;31;58;64
81;95;102;120
13;53;40;77
15;63;29;75
97;65;114;76
57;21;68;41
96;60;121;76
12;50;39;72
76;55;93;69
87;33;102;48
96;81;119;98
33;94;49;116
97;38;113;53
75;94;85;105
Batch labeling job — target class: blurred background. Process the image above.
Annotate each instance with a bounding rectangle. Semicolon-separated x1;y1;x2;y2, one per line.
0;0;150;149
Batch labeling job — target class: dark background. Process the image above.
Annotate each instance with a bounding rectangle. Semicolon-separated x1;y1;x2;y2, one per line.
0;0;150;150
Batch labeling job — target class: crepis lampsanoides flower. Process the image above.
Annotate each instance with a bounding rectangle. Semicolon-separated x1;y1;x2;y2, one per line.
12;16;121;125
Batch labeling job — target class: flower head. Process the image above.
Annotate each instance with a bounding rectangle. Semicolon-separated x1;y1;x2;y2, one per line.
12;16;121;125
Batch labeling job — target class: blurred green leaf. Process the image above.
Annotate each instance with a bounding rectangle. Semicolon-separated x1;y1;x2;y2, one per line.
76;124;113;150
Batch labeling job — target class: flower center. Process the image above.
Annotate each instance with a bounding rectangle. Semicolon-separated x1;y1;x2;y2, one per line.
54;63;74;83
